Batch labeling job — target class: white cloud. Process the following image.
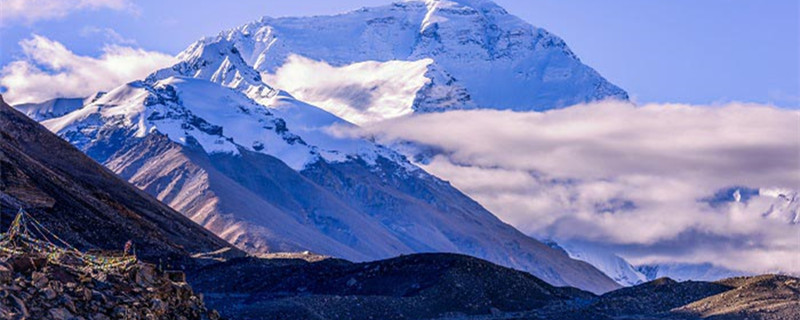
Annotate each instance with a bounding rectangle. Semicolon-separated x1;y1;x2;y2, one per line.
341;102;800;274
0;0;136;25
263;55;433;125
0;35;176;104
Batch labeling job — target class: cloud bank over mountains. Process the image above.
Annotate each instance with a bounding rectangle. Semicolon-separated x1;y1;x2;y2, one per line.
342;101;799;274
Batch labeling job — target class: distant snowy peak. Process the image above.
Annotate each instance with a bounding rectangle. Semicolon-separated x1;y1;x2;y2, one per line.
705;186;800;224
43;78;292;159
759;188;800;224
548;241;646;287
550;240;751;286
176;0;626;124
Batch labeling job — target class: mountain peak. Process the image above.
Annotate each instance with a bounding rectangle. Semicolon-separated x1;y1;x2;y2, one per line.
148;38;277;103
180;0;626;125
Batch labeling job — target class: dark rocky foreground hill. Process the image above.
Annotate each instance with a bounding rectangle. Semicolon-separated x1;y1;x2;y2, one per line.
190;253;595;319
190;253;800;320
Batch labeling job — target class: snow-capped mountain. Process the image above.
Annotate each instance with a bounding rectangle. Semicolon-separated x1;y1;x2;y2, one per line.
13;94;103;121
40;76;418;258
10;0;645;294
547;241;647;287
185;0;627;124
702;186;799;228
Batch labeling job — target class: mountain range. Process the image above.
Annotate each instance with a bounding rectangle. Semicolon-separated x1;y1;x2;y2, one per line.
2;0;798;318
12;0;789;295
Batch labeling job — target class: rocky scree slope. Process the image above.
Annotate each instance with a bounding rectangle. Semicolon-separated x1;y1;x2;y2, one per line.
0;249;220;320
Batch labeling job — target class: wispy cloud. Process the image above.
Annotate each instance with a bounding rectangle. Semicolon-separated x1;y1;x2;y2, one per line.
0;35;176;104
80;26;137;45
0;0;137;26
338;102;800;274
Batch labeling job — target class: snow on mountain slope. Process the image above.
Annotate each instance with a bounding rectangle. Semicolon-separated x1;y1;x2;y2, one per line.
185;0;626;124
40;73;620;293
550;240;749;286
39;77;425;256
547;241;646;287
13;94;103;121
147;38;278;104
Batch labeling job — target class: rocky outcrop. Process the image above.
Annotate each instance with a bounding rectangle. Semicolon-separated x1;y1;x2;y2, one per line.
0;250;220;320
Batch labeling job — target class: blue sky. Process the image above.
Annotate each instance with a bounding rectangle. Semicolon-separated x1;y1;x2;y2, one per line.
0;0;797;107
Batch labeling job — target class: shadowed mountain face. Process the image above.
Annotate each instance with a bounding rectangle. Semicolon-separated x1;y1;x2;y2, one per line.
0;96;241;268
